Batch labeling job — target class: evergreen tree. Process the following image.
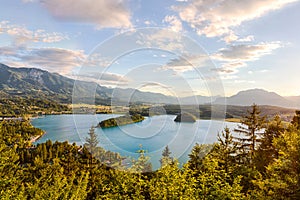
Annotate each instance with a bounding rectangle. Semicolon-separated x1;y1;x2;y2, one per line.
159;145;173;167
253;124;300;199
255;115;285;173
187;143;213;173
131;145;152;173
85;126;99;156
215;127;238;174
292;110;300;129
234;104;266;166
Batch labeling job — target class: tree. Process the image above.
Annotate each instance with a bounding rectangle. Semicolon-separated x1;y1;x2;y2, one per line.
234;104;266;166
292;110;300;129
215;127;238;174
253;125;300;199
159;145;173;167
131;145;152;173
85;126;99;155
84;126;99;171
187;143;213;174
255;115;285;173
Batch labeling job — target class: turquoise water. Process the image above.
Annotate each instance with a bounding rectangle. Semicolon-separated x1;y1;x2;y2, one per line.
32;114;238;169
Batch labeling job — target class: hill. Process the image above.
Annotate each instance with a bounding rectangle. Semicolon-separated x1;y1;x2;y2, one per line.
214;89;298;109
1;64;299;109
0;64;177;105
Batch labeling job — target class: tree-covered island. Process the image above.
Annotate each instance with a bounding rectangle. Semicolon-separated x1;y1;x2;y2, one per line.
97;114;145;128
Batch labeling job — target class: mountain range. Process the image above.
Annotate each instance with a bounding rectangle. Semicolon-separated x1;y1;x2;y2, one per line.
0;63;299;109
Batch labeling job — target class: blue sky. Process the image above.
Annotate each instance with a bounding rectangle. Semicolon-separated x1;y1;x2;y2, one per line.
0;0;299;97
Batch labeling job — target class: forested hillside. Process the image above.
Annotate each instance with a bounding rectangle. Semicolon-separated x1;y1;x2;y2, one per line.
0;105;299;199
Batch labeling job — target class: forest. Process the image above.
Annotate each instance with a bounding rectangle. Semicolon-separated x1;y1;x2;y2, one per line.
0;105;299;199
98;114;145;128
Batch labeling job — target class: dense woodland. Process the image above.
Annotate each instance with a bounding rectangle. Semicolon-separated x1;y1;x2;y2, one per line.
98;114;145;128
0;105;300;199
0;97;70;117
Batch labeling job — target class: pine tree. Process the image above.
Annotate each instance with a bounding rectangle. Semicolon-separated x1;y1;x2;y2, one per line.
255;115;284;172
234;104;266;166
85;126;99;169
187;143;213;173
131;145;152;173
85;126;98;156
160;145;173;167
253;125;300;199
292;110;300;129
216;127;238;174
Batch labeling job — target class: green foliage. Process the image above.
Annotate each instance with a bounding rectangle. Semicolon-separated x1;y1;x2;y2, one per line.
234;104;266;165
160;145;173;167
1;106;300;199
0;119;43;147
130;145;152;173
255;115;285;173
0;97;70;117
252;123;300;199
98;114;145;128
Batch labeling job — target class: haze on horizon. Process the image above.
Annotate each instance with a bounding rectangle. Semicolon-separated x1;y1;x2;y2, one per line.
0;0;299;97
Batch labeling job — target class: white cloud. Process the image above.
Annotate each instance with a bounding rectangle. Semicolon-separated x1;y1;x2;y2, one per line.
212;42;281;75
84;53;112;68
163;15;183;32
162;54;208;73
41;0;132;29
144;20;152;25
0;21;68;45
0;46;85;74
213;42;282;62
136;29;185;52
173;0;298;42
72;71;129;86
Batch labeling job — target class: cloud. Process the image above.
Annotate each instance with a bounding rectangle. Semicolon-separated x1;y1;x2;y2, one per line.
41;0;132;29
211;42;281;75
71;71;129;87
163;15;183;32
84;53;112;68
136;29;185;52
0;21;68;45
0;46;85;74
162;54;208;73
173;0;297;42
213;42;282;62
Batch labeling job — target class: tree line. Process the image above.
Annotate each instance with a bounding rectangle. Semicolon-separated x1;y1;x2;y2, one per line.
0;104;299;199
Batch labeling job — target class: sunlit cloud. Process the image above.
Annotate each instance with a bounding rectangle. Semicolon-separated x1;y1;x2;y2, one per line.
0;21;68;46
0;46;85;74
161;54;208;73
211;42;281;76
41;0;132;29
173;0;298;42
213;42;282;62
163;15;183;32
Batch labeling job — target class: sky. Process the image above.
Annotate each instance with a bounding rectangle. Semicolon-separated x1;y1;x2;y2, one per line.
0;0;299;97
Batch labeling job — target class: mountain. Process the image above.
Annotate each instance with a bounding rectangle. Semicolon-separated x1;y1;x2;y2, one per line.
214;89;298;108
1;64;299;108
0;63;176;105
0;63;112;104
286;96;300;108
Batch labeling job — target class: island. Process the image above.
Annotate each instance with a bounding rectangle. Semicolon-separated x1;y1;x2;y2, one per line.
174;112;197;123
97;114;145;128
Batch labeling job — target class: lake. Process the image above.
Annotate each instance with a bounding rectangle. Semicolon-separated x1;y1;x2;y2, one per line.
32;114;239;170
